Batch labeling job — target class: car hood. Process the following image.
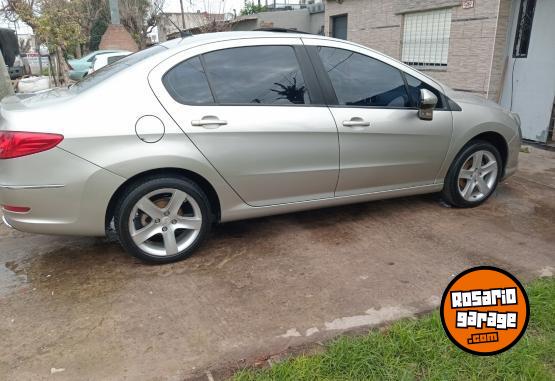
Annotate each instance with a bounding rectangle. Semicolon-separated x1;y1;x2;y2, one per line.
68;59;89;69
444;88;504;110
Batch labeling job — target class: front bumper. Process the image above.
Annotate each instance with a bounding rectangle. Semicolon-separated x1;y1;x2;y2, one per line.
503;132;521;180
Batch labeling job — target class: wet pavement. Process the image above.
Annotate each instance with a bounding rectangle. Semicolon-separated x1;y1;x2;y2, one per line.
1;146;554;380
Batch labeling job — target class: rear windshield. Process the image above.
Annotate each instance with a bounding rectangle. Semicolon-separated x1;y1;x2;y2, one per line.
69;45;167;94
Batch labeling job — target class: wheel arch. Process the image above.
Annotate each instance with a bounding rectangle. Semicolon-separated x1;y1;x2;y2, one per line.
105;167;221;231
467;131;508;176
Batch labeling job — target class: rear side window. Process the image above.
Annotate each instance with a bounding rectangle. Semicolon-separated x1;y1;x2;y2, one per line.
404;74;445;109
70;45;167;94
318;47;410;108
202;46;310;105
163;56;214;104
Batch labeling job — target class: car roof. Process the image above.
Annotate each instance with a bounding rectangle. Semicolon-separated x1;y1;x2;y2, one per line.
98;51;132;57
159;31;332;49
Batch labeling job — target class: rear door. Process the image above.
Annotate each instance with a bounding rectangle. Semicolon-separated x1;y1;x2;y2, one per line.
303;38;453;197
149;38;339;206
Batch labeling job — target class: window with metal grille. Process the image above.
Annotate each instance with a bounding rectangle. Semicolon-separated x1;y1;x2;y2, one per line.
513;0;536;58
402;8;452;68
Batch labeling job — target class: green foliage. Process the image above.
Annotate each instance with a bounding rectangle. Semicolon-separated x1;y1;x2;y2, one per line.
235;277;555;381
35;0;86;54
6;0;86;53
241;2;267;15
89;18;109;52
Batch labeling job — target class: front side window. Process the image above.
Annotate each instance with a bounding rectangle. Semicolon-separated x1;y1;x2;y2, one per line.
402;8;452;68
202;46;310;105
318;47;410;107
163;56;214;104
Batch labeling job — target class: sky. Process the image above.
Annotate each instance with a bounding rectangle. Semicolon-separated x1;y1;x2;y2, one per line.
1;0;307;39
163;0;247;15
0;0;248;35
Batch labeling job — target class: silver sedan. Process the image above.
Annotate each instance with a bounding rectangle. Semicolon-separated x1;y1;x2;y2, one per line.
0;32;521;263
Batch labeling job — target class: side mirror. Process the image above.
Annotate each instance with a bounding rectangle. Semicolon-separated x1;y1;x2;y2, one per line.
418;89;438;120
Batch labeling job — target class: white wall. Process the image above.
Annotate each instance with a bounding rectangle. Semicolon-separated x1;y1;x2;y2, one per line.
500;0;555;142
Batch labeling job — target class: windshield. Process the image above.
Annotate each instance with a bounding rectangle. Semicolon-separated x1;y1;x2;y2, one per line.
79;52;96;62
69;45;167;94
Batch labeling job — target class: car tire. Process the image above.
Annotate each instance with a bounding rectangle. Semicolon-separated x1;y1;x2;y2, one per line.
114;176;212;263
441;140;502;208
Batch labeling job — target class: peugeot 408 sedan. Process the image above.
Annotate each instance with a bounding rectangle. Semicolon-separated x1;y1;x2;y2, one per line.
0;32;521;263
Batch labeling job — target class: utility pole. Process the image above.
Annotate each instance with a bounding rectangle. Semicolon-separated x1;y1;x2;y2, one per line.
179;0;186;30
109;0;121;24
100;0;138;51
0;49;15;101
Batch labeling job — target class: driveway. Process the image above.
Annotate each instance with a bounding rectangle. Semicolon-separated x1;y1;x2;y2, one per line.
1;146;554;380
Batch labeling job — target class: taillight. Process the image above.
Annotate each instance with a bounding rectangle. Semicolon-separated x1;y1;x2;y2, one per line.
0;131;64;159
2;205;31;213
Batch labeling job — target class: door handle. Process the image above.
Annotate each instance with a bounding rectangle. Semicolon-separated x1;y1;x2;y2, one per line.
342;118;370;128
191;117;227;128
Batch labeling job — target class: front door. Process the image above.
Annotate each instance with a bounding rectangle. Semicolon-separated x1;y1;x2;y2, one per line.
305;41;453;197
150;39;339;206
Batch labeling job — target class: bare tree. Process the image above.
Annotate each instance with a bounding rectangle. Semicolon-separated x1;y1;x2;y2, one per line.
186;0;232;34
18;37;31;52
119;0;164;48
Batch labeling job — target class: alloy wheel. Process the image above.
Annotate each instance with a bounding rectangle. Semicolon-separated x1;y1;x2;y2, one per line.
457;150;498;202
128;188;202;257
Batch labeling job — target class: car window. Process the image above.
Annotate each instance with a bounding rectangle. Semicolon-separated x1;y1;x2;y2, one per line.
404;74;445;109
87;53;97;63
318;47;410;108
163;56;214;104
201;46;310;105
107;55;126;65
70;45;167;94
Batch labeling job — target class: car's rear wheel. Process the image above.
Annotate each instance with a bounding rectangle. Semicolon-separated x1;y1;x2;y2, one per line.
115;176;211;263
441;140;501;208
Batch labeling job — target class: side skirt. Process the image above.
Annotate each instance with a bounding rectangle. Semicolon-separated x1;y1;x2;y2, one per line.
220;183;444;223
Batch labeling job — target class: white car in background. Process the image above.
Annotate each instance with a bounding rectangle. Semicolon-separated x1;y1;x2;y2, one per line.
88;51;132;74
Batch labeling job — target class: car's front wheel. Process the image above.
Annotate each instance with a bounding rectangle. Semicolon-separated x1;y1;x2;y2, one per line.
442;140;501;208
114;176;211;263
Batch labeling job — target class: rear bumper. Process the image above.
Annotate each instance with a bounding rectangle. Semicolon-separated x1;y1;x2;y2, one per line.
2;213;13;228
0;148;125;236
